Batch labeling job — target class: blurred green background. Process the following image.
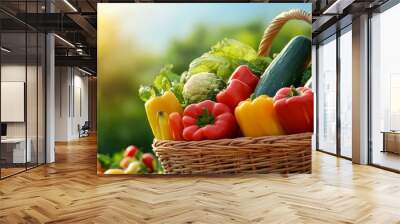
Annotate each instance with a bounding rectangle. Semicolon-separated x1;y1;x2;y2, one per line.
98;3;311;156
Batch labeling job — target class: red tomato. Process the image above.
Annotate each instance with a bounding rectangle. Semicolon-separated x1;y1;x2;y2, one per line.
142;153;155;172
124;145;138;158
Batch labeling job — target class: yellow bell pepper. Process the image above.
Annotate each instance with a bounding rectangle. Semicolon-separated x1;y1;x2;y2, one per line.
235;95;284;137
157;111;172;140
145;91;182;140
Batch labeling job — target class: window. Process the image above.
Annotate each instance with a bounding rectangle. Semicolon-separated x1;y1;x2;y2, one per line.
370;3;400;171
339;27;352;158
317;35;337;154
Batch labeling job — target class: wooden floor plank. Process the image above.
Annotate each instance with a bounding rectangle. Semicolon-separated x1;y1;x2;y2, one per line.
0;135;400;223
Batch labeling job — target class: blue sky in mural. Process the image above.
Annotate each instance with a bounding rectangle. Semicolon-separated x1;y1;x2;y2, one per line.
98;3;311;52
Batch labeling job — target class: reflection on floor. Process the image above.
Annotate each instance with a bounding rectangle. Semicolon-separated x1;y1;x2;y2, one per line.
373;150;400;171
1;163;41;178
1;167;25;177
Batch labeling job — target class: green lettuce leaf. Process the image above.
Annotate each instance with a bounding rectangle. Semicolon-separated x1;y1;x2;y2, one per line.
247;57;273;76
138;65;184;104
210;38;258;61
188;54;236;81
187;38;271;81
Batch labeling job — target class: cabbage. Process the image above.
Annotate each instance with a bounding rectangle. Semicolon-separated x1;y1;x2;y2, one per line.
186;38;272;82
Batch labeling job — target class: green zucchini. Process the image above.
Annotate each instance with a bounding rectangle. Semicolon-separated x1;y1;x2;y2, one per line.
253;35;311;98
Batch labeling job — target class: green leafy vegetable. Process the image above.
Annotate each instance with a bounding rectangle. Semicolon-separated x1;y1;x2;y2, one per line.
97;153;112;168
210;38;258;61
187;38;272;81
139;39;272;104
187;54;234;82
110;150;124;168
247;57;273;76
300;67;311;87
138;85;157;102
138;64;184;104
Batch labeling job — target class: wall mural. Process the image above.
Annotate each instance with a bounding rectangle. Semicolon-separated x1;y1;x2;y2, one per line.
97;3;312;175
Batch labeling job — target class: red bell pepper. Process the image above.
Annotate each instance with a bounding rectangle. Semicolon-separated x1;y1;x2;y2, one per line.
229;65;259;90
182;100;237;141
169;112;184;140
217;65;259;111
216;79;252;112
273;86;314;134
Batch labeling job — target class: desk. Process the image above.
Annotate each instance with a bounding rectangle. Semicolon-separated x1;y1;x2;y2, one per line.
382;131;400;154
1;138;31;163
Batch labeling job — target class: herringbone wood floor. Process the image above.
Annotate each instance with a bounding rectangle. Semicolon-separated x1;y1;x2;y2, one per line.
1;135;400;224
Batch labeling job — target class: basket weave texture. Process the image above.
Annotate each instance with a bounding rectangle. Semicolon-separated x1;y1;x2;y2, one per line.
152;9;312;175
153;133;312;174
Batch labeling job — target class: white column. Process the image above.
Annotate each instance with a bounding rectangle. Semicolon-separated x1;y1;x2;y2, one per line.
352;14;369;164
45;0;56;163
312;45;317;151
46;32;55;163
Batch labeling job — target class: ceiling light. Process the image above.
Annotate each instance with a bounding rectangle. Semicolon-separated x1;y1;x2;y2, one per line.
1;47;11;53
54;34;75;48
78;67;93;76
323;0;355;15
76;48;86;56
63;0;78;12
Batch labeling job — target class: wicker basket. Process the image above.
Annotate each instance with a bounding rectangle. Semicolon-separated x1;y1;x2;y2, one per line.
153;9;312;175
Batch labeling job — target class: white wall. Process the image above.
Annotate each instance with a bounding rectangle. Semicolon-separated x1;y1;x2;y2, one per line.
55;67;89;141
72;73;89;138
55;67;69;141
1;65;35;138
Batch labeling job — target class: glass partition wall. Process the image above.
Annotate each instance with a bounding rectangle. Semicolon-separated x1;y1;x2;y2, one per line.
0;31;27;177
0;2;46;179
316;25;353;159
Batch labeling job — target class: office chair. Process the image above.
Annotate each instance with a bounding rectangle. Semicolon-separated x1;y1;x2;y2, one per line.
79;121;90;138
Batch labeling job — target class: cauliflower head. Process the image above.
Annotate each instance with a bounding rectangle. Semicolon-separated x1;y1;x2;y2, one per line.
183;72;226;104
